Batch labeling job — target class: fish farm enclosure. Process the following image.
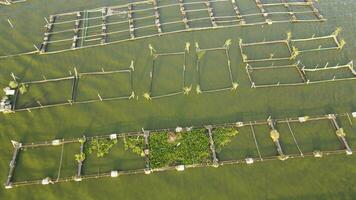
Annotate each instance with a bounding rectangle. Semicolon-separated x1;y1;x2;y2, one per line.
1;0;356;199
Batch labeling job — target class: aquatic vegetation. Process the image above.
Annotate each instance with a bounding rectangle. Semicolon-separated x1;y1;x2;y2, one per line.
124;135;145;156
8;81;18;89
87;138;117;158
149;129;210;168
212;127;238;152
19;84;28;94
75;152;86;163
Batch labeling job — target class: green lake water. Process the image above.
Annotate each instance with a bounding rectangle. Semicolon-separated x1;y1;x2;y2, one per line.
0;0;356;199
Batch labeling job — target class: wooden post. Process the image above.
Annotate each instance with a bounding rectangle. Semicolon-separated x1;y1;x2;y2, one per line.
7;18;14;28
37;101;43;108
285;118;304;156
98;93;103;101
346;113;353;125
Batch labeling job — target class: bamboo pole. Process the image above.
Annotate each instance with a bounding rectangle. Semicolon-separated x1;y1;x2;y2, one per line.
225;46;234;84
21;140;77;149
214;19;240;24
285;118;304;156
201;87;233;93
261;2;311;7
56;142;65;182
346;113;353;125
154;52;185;56
241;39;288;47
250;123;263;161
78;69;131;76
250;64;297;70
302;64;351;72
21;76;74;85
291;34;334;42
245;57;291;63
150;92;184;99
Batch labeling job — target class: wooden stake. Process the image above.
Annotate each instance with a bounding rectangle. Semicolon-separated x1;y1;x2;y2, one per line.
7;19;14;28
250;122;263;161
